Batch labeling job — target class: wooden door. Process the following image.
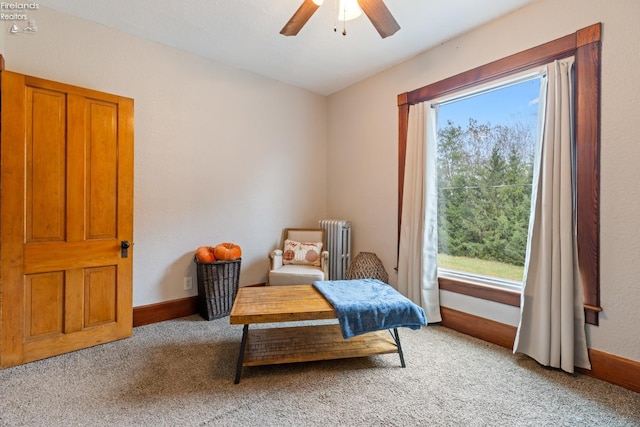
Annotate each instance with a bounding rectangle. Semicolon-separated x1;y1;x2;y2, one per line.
0;71;134;368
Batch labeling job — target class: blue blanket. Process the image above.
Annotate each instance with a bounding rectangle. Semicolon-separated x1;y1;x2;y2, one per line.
313;279;427;339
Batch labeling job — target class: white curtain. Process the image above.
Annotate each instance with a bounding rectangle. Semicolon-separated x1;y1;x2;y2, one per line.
397;102;441;323
513;58;591;373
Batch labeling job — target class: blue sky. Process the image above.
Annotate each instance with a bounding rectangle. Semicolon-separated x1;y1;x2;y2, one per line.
437;77;541;130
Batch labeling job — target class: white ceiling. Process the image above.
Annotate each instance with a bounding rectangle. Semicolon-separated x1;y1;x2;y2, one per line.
40;0;535;95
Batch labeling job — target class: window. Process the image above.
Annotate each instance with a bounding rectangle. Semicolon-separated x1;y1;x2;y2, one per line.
397;24;602;324
436;76;542;290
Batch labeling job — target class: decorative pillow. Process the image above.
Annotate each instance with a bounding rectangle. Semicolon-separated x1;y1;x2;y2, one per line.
282;239;323;267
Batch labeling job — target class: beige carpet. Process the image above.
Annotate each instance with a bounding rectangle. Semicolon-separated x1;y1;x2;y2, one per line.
0;315;638;426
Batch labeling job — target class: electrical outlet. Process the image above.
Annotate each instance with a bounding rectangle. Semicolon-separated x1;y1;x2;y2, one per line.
183;277;193;291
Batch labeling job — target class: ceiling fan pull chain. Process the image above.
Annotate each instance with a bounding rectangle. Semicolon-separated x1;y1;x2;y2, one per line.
342;0;347;35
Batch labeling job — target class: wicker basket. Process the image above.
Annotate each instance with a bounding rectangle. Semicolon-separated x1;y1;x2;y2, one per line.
194;257;241;320
345;252;389;283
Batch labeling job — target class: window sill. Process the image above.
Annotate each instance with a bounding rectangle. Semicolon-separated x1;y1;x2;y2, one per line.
438;275;521;307
438;275;603;326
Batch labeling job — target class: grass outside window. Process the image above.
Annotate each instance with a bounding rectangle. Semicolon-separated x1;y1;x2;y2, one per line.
437;254;524;283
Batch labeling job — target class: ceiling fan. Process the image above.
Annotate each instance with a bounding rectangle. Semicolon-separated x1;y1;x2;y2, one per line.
280;0;400;39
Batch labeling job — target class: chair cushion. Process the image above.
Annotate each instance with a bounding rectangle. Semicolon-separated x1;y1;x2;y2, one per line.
269;264;325;286
282;239;323;267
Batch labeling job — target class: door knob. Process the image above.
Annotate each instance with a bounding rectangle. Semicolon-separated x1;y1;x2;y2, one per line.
121;240;131;258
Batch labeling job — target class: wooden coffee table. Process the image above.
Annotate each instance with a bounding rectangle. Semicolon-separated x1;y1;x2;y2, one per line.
229;285;405;384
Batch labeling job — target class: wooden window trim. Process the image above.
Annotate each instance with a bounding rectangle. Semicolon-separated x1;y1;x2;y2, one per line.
439;277;521;307
398;23;602;324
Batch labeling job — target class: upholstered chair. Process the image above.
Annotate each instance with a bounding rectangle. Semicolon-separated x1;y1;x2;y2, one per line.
268;228;329;286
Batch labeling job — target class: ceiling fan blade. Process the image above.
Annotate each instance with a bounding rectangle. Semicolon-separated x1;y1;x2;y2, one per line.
357;0;400;39
280;0;321;36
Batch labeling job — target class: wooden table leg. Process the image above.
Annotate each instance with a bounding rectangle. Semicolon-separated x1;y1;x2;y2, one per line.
234;324;249;384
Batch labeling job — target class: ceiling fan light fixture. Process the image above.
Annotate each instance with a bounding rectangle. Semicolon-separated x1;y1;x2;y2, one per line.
337;0;362;21
281;0;399;38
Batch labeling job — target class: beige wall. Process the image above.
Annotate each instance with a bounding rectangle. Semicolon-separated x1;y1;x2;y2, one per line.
3;7;328;306
0;20;4;58
327;0;640;362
